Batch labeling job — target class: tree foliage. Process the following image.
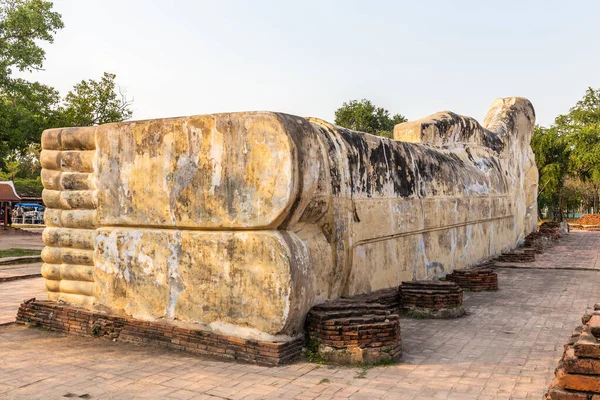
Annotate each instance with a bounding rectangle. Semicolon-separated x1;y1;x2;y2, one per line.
0;0;63;162
533;87;600;218
334;99;406;138
0;0;63;83
62;72;133;126
0;0;133;198
1;73;132;166
557;88;600;186
0;78;61;158
531;125;571;219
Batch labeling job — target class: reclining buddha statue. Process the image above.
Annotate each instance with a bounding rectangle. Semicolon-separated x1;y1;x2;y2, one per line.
39;97;538;341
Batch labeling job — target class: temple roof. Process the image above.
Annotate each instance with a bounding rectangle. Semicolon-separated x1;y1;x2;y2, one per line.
0;181;21;202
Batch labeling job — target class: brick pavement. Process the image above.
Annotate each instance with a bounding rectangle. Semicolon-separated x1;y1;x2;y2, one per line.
1;267;599;399
0;276;46;325
0;262;42;280
495;231;600;270
1;232;599;399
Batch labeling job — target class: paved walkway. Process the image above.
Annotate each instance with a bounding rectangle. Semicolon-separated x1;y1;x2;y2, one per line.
0;277;46;325
0;232;599;399
0;263;42;280
495;230;600;270
0;228;44;251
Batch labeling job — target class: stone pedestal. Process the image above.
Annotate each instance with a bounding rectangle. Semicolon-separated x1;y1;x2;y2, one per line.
446;269;498;291
524;232;551;253
399;281;465;318
305;289;401;364
496;250;535;263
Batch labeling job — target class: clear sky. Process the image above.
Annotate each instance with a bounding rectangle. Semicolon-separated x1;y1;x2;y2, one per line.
19;0;600;127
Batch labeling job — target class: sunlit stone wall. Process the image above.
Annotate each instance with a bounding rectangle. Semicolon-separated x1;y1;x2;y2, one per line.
39;97;538;340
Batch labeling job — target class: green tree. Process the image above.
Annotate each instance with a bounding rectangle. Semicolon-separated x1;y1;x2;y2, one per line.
0;71;133;195
0;1;133;199
555;88;600;211
0;0;63;84
1;72;133;170
530;125;571;220
530;88;600;219
61;72;133;127
0;78;61;162
0;0;64;163
4;153;20;180
334;99;406;138
563;177;596;216
0;143;43;196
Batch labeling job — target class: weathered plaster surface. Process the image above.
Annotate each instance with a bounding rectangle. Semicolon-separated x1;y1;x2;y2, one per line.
94;113;300;229
39;97;538;340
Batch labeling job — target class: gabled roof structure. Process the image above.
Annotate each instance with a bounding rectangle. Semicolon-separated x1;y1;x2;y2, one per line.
0;181;21;202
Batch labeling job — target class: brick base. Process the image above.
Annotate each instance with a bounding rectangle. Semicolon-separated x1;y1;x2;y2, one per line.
524;233;550;253
526;223;565;254
305;289;401;364
546;305;600;399
16;299;302;366
400;280;463;309
496;250;536;263
445;269;498;291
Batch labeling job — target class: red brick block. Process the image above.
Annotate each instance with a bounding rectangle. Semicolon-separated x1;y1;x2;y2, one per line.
589;315;600;337
555;368;600;392
547;386;590;399
563;348;600;375
574;330;600;359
